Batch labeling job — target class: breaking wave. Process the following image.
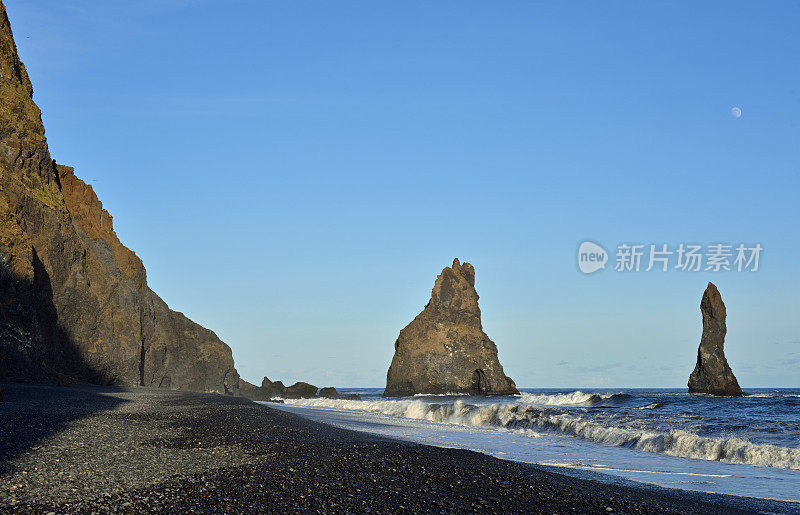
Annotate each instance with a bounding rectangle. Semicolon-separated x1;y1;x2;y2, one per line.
283;396;800;470
517;391;632;406
521;411;800;470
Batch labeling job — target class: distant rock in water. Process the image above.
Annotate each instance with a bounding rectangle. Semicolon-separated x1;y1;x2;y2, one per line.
384;259;518;397
318;387;339;399
284;381;319;399
688;282;743;396
238;376;329;400
0;3;238;393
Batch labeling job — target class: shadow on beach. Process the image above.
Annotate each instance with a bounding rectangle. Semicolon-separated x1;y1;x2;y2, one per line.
0;383;130;475
0;253;130;474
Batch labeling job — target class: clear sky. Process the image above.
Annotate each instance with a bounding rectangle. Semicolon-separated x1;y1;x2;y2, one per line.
6;1;799;388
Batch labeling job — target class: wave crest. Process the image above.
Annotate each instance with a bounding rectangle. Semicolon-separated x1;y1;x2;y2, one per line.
518;391;631;406
282;395;800;470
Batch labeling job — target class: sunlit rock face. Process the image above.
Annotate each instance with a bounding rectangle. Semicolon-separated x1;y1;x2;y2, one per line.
0;2;238;393
385;259;518;397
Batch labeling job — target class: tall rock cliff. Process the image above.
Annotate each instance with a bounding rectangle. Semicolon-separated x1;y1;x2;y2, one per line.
385;259;518;397
0;2;238;393
687;282;743;396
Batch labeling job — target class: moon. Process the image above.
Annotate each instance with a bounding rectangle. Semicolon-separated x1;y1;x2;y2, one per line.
731;107;742;118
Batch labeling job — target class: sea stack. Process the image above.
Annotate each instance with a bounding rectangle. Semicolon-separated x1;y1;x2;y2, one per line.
384;259;518;397
687;282;743;396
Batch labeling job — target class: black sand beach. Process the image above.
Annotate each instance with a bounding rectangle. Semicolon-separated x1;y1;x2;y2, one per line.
0;383;794;514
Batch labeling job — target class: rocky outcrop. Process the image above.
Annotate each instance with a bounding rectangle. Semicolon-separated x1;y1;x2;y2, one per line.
259;377;288;398
688;282;743;396
0;2;238;393
385;259;518;397
283;381;318;399
240;376;313;400
318;387;339;399
237;378;262;397
237;377;348;400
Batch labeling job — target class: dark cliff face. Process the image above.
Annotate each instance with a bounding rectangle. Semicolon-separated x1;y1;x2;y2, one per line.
0;2;238;393
687;282;743;396
384;259;518;397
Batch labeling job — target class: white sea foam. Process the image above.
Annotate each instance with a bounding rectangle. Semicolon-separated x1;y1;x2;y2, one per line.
527;412;800;470
540;461;734;477
517;391;629;406
413;392;468;397
284;395;800;470
636;402;662;410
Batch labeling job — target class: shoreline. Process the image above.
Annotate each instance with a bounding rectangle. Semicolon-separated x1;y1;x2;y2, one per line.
273;391;800;503
1;382;796;514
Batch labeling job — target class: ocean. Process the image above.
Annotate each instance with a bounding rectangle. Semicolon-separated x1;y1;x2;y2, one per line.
267;388;800;502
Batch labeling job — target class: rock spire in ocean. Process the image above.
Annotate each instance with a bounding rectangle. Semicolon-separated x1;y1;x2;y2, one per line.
687;282;743;396
384;259;518;397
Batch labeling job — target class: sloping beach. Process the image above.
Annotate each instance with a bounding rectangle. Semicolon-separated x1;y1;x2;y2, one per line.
1;383;795;514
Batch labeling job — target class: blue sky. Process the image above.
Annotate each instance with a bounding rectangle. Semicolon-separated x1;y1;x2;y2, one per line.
6;1;799;388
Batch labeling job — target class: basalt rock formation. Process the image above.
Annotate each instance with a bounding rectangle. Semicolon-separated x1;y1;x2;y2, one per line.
0;2;238;393
237;378;263;398
239;377;310;401
385;259;518;397
282;381;319;399
318;387;339;399
688;282;743;396
238;376;338;400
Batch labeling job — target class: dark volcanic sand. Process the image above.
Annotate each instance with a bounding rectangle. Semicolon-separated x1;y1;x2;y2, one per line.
0;383;794;514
